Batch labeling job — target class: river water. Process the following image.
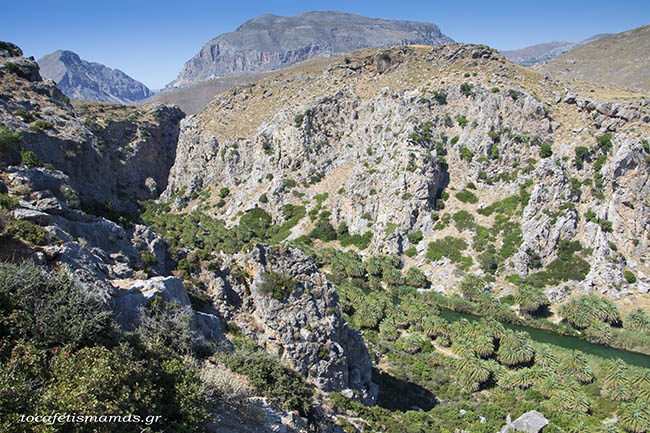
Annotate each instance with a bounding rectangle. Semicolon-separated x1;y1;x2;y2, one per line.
439;309;650;368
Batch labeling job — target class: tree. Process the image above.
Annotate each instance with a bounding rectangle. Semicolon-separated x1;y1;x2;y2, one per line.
619;400;650;433
515;286;550;315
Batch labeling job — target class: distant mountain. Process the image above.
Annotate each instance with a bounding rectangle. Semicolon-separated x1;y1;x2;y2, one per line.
536;24;650;91
38;50;153;104
501;34;608;66
168;10;453;88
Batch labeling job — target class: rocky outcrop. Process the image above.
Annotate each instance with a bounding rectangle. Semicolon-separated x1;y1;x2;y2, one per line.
168;11;453;88
500;410;549;433
205;244;377;403
1;47;184;211
38;50;153;104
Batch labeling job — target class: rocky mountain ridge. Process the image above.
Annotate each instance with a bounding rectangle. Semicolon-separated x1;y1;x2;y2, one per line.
162;43;650;304
536;24;650;92
38;49;153;104
501;34;608;66
168;11;453;88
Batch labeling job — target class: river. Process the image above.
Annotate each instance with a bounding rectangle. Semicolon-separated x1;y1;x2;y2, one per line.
439;309;650;368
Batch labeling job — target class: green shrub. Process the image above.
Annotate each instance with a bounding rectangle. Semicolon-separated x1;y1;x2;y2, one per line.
259;272;297;300
13;109;34;122
40;345;211;433
20;149;42;168
0;193;19;210
460;83;472;96
596;133;613;152
0;125;22;153
539;142;553;158
407;230;423;245
218;345;312;416
624;270;637;284
294;114;304;127
3;220;51;245
283;179;297;188
404;247;417;257
0;261;112;349
459;146;474;162
452;210;475;231
29;120;54;132
426;236;468;263
309;213;337;242
136;298;202;358
218;187;230;198
456;189;478;204
433;90;447;104
456;115;468;127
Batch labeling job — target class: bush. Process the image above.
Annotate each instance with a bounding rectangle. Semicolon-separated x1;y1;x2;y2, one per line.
0;193;19;210
456;189;478;204
218;345;312;416
624;270;637;284
407;230;423;245
38;345;211;433
433;90;447;104
3;220;51;245
258;272;297;301
0;261;112;349
0;125;22;153
294;114;304;127
219;187;230;198
20;149;42;168
29;120;54;132
460;83;472;96
459;146;474;162
539;142;553;158
596;133;613;152
426;236;468;263
136;297;204;358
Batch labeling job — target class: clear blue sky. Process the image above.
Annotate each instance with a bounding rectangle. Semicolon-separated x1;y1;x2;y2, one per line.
3;0;648;89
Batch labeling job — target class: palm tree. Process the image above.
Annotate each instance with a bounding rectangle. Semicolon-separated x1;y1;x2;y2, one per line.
602;383;632;402
624;309;650;334
379;318;399;341
630;368;650;402
497;330;534;366
539;374;563;398
604;359;629;387
619;399;650;433
516;286;550;315
560;351;594;384
585;321;613;345
534;344;559;368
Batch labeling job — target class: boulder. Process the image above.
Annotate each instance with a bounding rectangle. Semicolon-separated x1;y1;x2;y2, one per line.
500;410;549;433
112;276;190;330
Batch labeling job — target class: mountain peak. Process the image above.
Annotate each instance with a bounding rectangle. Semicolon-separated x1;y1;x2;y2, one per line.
168;10;453;88
38;50;153;104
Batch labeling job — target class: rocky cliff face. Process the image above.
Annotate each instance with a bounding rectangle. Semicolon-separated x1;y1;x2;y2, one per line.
1;48;183;213
168;11;453;88
38;50;153;104
205;244;377;403
163;44;650;302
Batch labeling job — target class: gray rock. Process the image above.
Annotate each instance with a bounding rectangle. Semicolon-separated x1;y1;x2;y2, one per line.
500;410;548;433
112;276;190;329
208;244;377;404
168;11;453;88
38;50;153;104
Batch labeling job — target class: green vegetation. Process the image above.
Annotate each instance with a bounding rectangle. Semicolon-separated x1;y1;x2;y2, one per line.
259;272;298;300
426;236;468;263
539;142;553;158
0;125;22;153
459;146;474;162
20;149;42;168
0;262;222;433
455;189;478;204
3;220;52;245
524;240;590;287
29;119;54;132
460;83;472;96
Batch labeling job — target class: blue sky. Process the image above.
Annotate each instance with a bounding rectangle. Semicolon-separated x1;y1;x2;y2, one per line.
3;1;649;89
